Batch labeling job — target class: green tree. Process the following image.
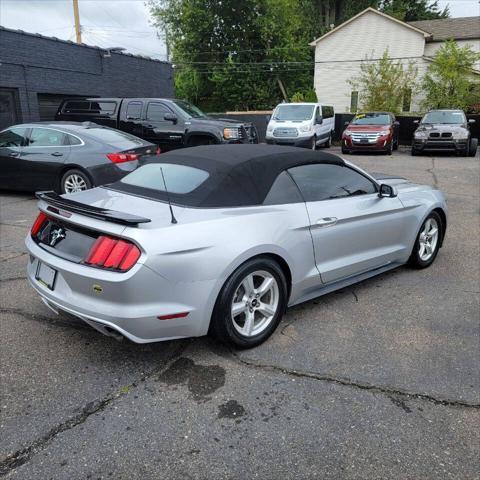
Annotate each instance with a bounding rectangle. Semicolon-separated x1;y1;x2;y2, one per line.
422;40;480;111
380;0;448;21
349;50;418;114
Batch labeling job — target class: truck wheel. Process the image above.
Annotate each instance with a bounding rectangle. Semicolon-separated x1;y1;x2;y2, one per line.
187;136;217;147
469;138;478;157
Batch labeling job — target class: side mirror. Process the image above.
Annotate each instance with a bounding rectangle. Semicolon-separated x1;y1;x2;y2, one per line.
394;121;400;126
468;118;476;124
413;119;420;124
378;184;397;198
164;113;178;124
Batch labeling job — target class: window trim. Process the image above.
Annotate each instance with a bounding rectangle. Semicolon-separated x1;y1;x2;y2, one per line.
23;127;85;148
125;101;144;120
287;163;378;204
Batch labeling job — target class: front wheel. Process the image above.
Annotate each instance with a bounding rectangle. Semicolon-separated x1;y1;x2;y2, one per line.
408;212;442;269
324;132;332;148
60;169;92;194
469;138;478;157
210;257;288;348
310;135;317;150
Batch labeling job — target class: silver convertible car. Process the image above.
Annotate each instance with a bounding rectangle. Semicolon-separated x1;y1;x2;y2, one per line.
26;145;447;348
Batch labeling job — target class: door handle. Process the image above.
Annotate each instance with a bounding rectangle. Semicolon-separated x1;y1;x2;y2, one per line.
145;124;154;129
316;217;338;227
51;152;63;157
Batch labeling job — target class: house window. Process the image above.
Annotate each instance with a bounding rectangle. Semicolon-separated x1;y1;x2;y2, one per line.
402;89;412;112
350;91;358;113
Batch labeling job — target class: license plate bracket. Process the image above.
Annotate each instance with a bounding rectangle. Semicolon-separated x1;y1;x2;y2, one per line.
35;261;57;290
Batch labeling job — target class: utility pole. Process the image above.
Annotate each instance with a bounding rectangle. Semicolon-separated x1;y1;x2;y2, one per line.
72;0;82;43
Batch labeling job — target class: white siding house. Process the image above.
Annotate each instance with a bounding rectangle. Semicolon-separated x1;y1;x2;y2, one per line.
310;8;480;113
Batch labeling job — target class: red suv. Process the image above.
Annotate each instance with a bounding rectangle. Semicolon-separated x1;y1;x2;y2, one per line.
342;112;399;154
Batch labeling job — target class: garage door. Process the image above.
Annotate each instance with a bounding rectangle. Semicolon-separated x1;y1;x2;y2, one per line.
37;93;88;121
0;88;21;130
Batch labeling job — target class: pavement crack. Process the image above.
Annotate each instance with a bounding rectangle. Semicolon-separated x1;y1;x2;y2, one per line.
0;340;191;477
0;275;27;283
0;253;28;264
426;158;439;188
229;352;480;410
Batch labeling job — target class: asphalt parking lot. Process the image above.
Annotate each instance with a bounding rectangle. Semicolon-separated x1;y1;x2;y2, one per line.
1;147;479;479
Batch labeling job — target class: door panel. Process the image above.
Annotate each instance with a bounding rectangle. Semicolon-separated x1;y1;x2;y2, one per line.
0;127;28;189
20;128;71;190
142;102;184;151
306;195;408;283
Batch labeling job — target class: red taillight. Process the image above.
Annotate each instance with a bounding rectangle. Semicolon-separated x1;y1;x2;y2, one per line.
31;212;48;236
106;153;138;164
85;235;140;271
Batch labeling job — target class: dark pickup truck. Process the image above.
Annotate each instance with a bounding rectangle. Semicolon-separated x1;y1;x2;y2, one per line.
55;98;258;151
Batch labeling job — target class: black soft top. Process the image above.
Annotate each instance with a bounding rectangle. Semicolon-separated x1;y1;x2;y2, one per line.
108;144;345;208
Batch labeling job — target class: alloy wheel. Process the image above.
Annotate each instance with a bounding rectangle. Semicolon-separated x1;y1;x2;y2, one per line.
64;174;88;193
231;270;280;337
418;218;439;261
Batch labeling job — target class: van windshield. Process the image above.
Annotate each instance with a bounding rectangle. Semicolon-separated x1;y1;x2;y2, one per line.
273;105;315;121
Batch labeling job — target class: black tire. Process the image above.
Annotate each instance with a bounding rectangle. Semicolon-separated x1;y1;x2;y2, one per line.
60;169;92;194
408;211;443;269
386;141;393;155
324;132;332;148
210;257;288;348
411;147;419;156
393;137;399;150
341;143;350;154
310;135;317;150
187;136;217;147
469;138;478;157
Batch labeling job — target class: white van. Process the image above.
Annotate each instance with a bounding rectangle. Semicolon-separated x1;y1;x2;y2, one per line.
265;102;335;149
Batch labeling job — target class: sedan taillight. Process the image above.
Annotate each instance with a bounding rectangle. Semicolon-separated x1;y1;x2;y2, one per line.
85;235;141;271
106;153;138;164
31;212;49;236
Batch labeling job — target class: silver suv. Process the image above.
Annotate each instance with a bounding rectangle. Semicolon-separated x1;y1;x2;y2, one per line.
412;109;477;156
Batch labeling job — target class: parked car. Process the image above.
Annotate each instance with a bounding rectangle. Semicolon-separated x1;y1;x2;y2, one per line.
265;102;334;149
412;109;477;156
55;98;258;151
0;122;157;194
26;144;447;348
342;112;399;154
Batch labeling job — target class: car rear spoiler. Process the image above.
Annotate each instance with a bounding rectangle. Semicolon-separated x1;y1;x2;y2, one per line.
36;191;151;226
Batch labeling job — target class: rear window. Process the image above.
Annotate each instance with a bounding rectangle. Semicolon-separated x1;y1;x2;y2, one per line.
90;101;117;115
84;127;145;149
120;163;209;194
62;101;91;113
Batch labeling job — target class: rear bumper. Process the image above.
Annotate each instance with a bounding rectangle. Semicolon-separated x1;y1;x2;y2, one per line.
25;235;215;343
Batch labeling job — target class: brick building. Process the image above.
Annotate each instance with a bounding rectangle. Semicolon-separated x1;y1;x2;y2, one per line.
0;26;174;130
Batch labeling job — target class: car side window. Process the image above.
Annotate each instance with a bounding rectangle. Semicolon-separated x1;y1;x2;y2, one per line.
63;101;90;113
315;107;322;124
0;128;28;148
322;106;334;119
126;101;142;120
263;171;303;205
28;128;66;147
288;164;377;202
65;134;82;146
146;103;171;121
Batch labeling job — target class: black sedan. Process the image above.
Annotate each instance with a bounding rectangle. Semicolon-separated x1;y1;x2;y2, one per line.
0;122;157;193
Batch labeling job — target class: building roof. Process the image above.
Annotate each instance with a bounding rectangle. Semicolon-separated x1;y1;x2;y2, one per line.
408;17;480;41
309;7;431;46
0;25;170;64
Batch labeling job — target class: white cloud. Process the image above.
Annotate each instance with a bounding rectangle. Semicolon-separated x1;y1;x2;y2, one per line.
0;0;167;60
